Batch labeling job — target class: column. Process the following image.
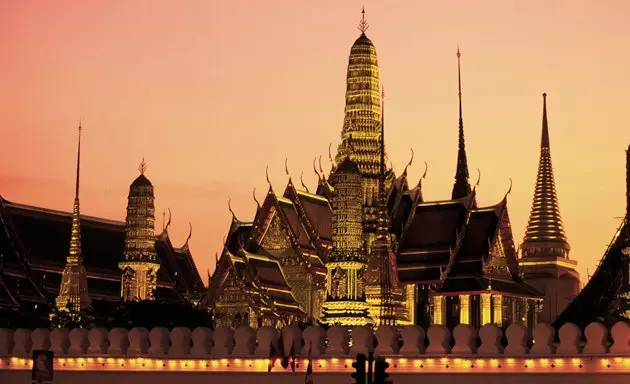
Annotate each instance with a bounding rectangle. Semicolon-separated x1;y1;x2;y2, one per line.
432;295;446;325
480;293;492;326
459;294;470;325
492;295;503;326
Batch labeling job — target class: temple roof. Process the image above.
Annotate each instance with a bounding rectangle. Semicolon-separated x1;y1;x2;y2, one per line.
522;94;570;258
0;196;204;308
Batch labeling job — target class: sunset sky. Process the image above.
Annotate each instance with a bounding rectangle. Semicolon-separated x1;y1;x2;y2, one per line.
1;1;629;284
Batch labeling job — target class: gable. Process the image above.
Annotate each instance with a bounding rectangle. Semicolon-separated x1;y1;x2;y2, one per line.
259;208;292;250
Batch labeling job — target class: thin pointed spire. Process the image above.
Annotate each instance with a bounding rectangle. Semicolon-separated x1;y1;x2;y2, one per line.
358;6;369;33
56;122;91;311
69;123;83;264
541;93;550;149
452;46;472;199
522;93;570;259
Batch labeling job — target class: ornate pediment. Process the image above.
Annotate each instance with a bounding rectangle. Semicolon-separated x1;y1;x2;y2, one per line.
260;209;292;250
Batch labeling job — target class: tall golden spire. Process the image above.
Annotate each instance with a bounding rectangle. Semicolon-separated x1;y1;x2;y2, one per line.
521;93;571;258
452;47;472;199
336;7;385;237
56;122;91;311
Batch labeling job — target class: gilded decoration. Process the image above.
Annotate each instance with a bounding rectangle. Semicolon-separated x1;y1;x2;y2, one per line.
119;162;160;301
260;210;292;251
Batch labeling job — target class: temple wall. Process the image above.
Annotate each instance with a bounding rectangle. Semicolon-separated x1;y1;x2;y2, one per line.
1;370;628;384
1;322;629;382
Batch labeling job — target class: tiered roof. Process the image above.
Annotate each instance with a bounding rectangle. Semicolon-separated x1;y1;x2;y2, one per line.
0;196;205;311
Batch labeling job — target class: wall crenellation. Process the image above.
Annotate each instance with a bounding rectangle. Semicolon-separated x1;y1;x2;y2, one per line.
0;322;629;358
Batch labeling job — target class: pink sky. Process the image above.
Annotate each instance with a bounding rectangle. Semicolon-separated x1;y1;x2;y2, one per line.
1;1;629;284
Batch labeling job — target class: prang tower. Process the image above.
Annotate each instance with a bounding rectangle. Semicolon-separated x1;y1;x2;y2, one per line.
321;149;372;326
119;159;160;301
55;123;91;311
334;9;388;249
520;93;580;323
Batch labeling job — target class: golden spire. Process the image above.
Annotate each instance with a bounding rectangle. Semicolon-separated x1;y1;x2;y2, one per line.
452;46;472;199
68;122;83;264
358;7;369;33
56;122;91;311
522;93;571;258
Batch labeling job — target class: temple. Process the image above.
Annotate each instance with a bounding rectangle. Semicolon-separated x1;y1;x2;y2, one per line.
554;145;630;327
518;94;580;324
207;10;543;330
0;133;204;318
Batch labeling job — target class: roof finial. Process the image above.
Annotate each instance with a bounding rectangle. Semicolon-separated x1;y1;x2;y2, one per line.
300;172;310;193
475;169;481;188
313;157;321;181
139;157;148;175
328;143;335;171
503;178;513;201
403;148;414;175
285;158;290;178
265;165;272;188
184;222;192;246
318;155;325;175
253;187;260;208
358;6;369;33
228;198;238;221
164;208;172;232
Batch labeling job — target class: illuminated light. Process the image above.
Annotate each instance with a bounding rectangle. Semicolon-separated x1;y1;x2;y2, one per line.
211;360;219;367
318;359;326;367
59;358;66;364
476;359;485;368
68;358;75;364
303;359;309;366
426;358;435;365
398;358;407;366
571;358;581;367
525;359;534;368
220;358;228;365
107;358;114;364
168;360;177;368
117;358;124;365
540;359;548;367
624;358;630;367
614;357;623;363
87;358;94;363
97;357;104;363
554;359;563;367
506;358;515;364
601;359;610;367
440;358;448;364
155;360;163;368
345;359;353;365
331;358;339;364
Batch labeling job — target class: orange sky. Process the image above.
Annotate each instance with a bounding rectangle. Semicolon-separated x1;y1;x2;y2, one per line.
1;1;629;285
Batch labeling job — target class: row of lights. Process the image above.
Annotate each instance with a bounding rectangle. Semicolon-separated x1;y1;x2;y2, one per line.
1;356;630;372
